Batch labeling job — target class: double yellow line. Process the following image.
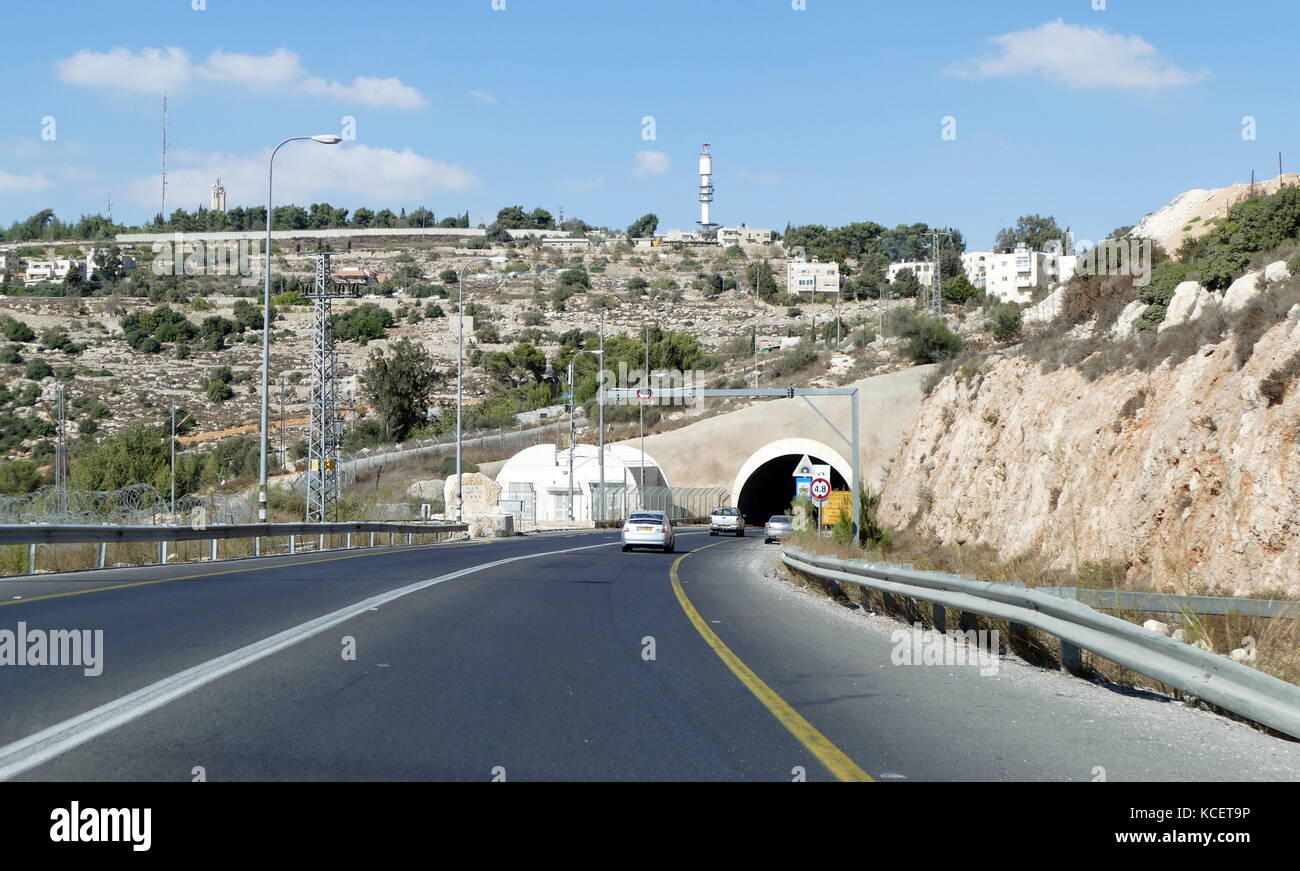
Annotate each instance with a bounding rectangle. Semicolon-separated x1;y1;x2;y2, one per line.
670;543;873;782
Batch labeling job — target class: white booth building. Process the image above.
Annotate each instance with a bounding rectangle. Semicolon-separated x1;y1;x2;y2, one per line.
495;443;668;523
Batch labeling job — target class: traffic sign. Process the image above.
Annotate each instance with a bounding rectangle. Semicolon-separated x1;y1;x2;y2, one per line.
809;477;831;504
635;388;653;402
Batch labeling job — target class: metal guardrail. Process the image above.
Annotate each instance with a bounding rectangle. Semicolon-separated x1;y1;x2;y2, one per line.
781;545;1300;740
1040;587;1300;619
0;522;468;575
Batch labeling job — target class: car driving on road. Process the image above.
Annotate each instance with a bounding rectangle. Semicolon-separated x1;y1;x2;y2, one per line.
763;515;793;544
708;506;745;537
621;510;675;553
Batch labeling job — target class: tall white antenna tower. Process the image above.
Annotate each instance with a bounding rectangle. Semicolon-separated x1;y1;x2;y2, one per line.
697;143;716;230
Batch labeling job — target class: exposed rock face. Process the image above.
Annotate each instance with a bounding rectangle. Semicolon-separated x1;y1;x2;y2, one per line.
1223;272;1264;313
1024;286;1066;325
878;310;1300;594
406;478;446;499
1112;301;1146;339
1265;260;1292;283
1160;281;1217;330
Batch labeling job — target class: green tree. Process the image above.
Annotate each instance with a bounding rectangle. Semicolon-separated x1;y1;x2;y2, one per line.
0;459;43;495
994;214;1064;252
627;213;659;238
361;338;442;440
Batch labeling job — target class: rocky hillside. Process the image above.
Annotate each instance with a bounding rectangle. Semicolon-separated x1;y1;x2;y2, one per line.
878;285;1300;595
1133;173;1300;255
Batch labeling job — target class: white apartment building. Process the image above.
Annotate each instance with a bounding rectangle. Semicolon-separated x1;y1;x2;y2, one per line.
786;257;840;295
24;259;82;285
716;226;773;247
963;246;1079;303
886;259;938;285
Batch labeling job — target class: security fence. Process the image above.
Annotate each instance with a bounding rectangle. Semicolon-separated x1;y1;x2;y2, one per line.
598;486;728;522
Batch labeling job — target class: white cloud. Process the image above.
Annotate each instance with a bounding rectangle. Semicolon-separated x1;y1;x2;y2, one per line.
558;178;605;192
197;48;304;89
56;46;426;108
469;90;498;105
945;19;1208;91
0;171;52;193
56;47;191;94
736;169;782;186
633;150;671;177
122;143;479;209
300;76;426;110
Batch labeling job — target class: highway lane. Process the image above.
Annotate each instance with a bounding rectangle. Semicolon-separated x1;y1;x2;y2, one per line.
5;529;828;781
2;529;1297;781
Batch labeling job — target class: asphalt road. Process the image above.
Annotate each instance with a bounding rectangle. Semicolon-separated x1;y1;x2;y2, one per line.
1;529;1296;781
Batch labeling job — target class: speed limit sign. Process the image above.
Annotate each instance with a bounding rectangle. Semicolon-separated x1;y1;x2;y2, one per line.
809;477;831;504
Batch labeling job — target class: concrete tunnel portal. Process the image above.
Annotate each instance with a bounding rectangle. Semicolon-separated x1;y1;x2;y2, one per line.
732;438;853;525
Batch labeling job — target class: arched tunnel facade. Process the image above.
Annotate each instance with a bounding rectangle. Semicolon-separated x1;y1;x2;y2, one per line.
732;438;852;525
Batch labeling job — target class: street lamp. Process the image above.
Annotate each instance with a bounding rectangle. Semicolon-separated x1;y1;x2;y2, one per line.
455;255;507;521
566;348;603;521
258;134;341;533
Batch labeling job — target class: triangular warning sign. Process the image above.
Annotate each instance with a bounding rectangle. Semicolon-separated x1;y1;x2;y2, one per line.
792;454;814;477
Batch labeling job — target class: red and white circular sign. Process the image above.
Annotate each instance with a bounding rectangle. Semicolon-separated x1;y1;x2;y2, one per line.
635;388;654;402
809;477;831;503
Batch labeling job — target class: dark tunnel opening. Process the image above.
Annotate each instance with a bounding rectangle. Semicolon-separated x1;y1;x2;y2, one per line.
736;455;848;526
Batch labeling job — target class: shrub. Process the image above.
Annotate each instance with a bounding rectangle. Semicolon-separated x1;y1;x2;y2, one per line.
0;345;22;364
207;380;234;402
0;317;35;343
1260;350;1300;406
24;357;53;380
903;317;962;364
332;303;395;343
990;304;1023;342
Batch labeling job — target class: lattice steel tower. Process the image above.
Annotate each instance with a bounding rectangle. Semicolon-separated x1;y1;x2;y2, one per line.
305;252;355;521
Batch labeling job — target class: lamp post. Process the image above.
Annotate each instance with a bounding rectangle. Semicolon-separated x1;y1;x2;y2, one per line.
455;256;506;521
566;348;603;521
258;134;340;532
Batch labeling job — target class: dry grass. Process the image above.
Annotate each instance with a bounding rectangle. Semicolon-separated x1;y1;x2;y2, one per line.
782;528;1300;707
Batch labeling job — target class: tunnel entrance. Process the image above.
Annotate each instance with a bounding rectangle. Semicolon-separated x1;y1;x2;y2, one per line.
736;453;849;525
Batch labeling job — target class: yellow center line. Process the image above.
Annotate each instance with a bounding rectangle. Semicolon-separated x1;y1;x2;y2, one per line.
670;542;874;783
0;541;489;608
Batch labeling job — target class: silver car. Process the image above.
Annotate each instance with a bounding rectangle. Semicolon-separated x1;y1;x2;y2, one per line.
621;510;676;553
763;515;793;544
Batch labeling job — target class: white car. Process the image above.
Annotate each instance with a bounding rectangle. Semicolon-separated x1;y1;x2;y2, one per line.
708;506;745;537
621;510;675;553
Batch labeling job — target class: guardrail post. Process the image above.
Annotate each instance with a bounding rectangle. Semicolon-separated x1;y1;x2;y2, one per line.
318;534;325;552
932;604;947;634
255;536;261;557
210;539;217;562
159;541;167;565
97;542;106;569
345;532;352;549
1007;622;1031;656
1060;640;1086;677
407;532;413;545
27;543;36;574
369;532;375;548
289;535;296;555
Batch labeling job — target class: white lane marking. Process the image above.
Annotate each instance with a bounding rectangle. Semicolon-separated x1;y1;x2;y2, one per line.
0;540;617;781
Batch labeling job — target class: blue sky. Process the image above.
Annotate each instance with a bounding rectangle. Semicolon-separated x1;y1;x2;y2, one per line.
2;0;1297;248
